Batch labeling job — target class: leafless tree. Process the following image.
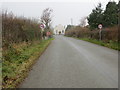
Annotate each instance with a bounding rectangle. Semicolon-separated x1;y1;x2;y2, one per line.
79;16;87;27
40;8;53;30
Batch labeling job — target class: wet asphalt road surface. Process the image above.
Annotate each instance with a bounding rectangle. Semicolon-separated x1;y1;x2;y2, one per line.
20;35;118;88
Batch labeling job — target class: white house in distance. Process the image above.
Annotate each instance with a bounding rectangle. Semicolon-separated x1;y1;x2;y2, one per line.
54;24;66;35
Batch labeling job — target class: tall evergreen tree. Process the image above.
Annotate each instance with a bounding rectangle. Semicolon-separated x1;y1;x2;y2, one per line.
103;1;118;27
87;3;103;29
118;1;120;25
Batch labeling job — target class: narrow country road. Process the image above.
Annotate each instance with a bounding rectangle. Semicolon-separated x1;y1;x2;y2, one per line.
20;35;118;88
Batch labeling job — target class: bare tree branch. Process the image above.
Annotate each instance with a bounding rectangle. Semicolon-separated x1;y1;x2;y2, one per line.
41;8;53;30
79;16;87;27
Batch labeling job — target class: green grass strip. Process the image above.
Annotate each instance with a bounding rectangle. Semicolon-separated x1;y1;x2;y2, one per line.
76;37;119;50
2;38;54;88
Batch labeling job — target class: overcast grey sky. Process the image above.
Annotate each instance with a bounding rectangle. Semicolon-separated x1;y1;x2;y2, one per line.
1;0;118;27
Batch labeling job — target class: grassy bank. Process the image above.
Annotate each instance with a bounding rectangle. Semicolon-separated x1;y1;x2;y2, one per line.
74;37;119;50
2;38;54;88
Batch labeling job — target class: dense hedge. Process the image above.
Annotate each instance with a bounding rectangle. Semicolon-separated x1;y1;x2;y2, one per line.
65;26;118;43
2;11;42;48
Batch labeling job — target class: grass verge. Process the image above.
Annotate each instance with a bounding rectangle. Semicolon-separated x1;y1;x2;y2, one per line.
75;37;119;50
2;38;54;88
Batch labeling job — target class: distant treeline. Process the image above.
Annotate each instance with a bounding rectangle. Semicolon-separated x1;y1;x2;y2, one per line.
2;10;42;48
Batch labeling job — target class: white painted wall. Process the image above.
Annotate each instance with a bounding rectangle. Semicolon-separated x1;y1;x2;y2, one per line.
54;24;65;35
